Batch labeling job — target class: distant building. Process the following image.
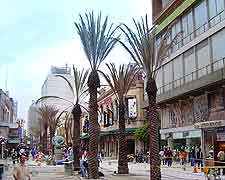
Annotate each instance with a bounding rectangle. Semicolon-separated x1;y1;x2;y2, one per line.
0;89;19;145
27;101;40;138
81;73;145;157
41;65;74;112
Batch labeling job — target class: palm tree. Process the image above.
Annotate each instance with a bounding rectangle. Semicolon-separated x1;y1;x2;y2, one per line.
74;12;119;178
36;66;89;171
37;105;59;155
99;63;138;174
64;112;73;146
119;16;179;180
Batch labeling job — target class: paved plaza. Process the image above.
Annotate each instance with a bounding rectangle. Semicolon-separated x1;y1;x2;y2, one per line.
3;159;213;180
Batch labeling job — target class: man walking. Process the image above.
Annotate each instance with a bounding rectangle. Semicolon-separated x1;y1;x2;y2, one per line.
13;151;30;180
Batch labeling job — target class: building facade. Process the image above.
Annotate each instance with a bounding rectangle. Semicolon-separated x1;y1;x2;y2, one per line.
41;66;74;112
96;76;145;158
0;89;19;145
151;0;225;161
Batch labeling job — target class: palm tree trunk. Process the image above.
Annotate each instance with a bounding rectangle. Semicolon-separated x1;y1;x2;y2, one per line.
72;104;82;171
50;127;54;155
146;77;161;180
87;71;100;179
118;100;129;174
43;126;48;155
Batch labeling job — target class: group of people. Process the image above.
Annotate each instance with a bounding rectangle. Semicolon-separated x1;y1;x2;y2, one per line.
159;145;203;168
79;150;104;178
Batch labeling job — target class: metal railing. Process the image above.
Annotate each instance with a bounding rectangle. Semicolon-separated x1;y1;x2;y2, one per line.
171;10;225;54
158;57;225;95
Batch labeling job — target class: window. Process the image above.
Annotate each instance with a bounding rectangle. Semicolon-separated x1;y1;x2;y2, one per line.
163;62;173;92
173;55;183;88
156;67;163;94
212;28;225;70
209;0;224;26
171;20;182;52
182;10;194;45
184;48;196;82
197;40;210;77
162;0;172;8
194;0;208;36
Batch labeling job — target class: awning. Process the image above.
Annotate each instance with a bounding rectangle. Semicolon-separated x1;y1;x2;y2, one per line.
80;128;138;139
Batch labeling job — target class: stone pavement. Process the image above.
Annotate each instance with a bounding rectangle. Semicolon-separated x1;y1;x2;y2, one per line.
4;159;222;180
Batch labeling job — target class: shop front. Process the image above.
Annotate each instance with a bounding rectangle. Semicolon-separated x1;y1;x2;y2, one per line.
195;120;225;166
160;126;201;150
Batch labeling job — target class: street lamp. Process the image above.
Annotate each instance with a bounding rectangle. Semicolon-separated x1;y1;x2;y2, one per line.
1;142;5;159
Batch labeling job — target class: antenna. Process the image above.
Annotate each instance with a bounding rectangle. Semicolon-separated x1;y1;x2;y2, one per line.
5;64;8;91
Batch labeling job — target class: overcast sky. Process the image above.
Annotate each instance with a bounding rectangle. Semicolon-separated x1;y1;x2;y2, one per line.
0;0;151;122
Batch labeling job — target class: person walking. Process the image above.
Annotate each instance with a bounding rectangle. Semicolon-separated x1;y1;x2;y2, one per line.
180;149;187;170
190;147;196;166
159;149;165;165
166;147;173;167
80;150;88;177
196;148;203;168
217;148;225;175
13;152;31;180
11;149;17;165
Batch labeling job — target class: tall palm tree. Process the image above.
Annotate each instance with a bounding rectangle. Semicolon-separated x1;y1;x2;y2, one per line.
37;105;59;155
36;66;89;170
119;16;179;180
75;12;119;178
99;63;138;174
64;112;73;146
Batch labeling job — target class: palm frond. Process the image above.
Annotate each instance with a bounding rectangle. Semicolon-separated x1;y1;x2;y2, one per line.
55;75;75;97
75;11;119;70
119;15;178;80
99;63;138;101
35;96;74;106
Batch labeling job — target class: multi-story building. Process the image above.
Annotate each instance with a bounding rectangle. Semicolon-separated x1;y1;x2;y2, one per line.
0;89;19;145
41;65;74;112
95;74;145;158
27;101;40;140
151;0;225;161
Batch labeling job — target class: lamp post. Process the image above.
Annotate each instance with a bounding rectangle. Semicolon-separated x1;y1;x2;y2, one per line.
1;142;5;159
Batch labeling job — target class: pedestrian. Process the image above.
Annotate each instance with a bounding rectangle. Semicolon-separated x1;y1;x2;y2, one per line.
97;152;102;167
80;150;88;177
159;149;165;165
11;149;17;165
166;147;173;167
180;149;187;170
31;147;36;160
190;147;196;166
217;148;225;175
196;148;203;168
13;152;31;180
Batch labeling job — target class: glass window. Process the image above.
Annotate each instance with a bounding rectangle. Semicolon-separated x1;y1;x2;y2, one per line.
194;0;208;36
173;55;183;88
156;67;163;94
209;0;225;26
171;20;182;52
197;40;210;77
163;62;173;91
184;48;196;82
182;10;194;45
212;28;225;70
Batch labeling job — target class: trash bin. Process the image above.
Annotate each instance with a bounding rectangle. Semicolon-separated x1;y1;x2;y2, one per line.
63;161;73;176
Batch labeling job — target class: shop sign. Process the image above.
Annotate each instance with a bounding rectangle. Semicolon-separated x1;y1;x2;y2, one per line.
194;120;225;129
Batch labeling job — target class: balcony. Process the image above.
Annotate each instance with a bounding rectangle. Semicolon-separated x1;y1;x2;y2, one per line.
157;58;225;103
